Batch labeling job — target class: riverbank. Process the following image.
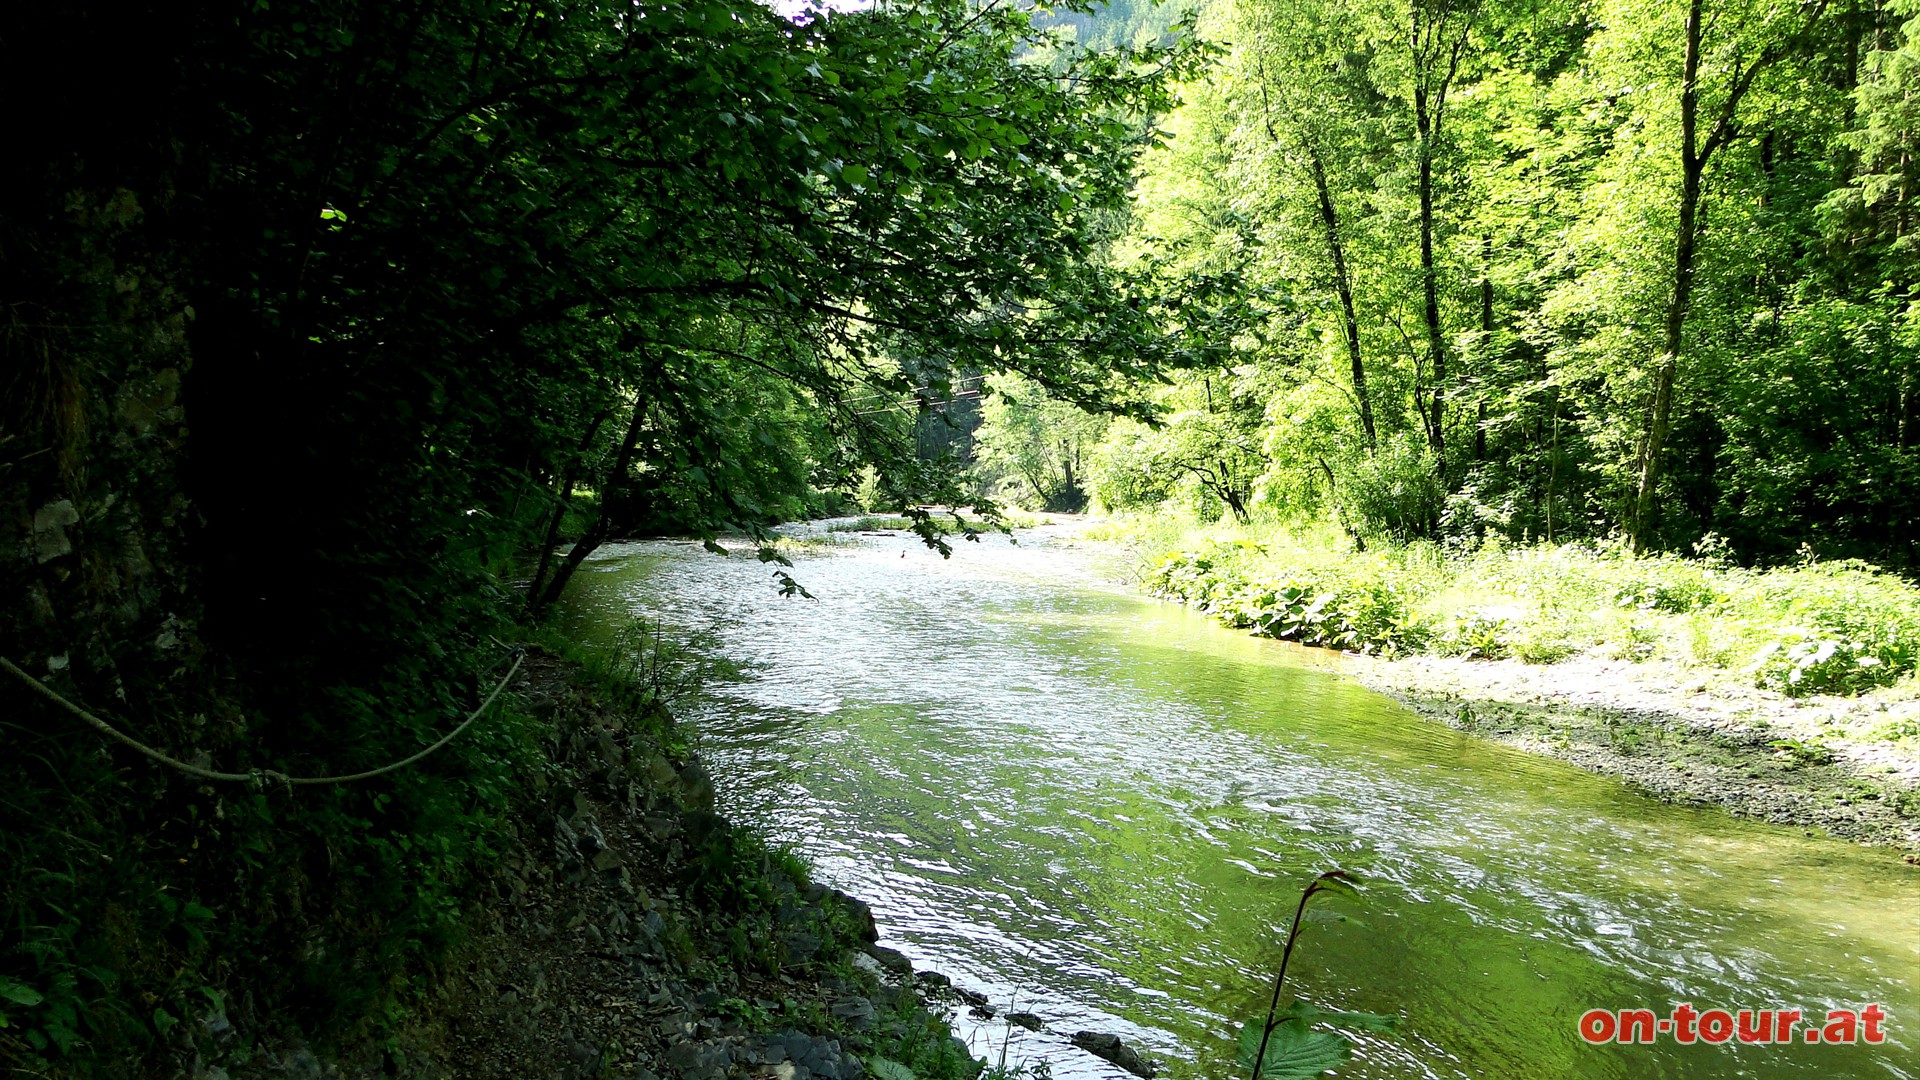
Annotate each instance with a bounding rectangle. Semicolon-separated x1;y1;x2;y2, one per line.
544;520;1920;1079
1338;651;1920;855
1083;515;1920;859
200;645;986;1080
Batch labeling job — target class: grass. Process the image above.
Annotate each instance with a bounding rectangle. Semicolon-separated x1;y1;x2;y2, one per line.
1104;513;1920;706
823;514;917;532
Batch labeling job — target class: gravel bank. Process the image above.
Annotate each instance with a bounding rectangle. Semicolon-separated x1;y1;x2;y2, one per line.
1335;650;1920;858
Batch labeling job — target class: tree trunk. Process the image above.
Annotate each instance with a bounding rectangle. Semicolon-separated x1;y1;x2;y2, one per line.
526;407;610;607
1219;471;1251;524
1631;0;1707;553
531;392;649;615
1409;1;1467;488
1900;372;1914;450
1305;142;1376;448
1417;97;1446;475
1477;234;1494;461
1546;385;1561;542
1318;457;1367;551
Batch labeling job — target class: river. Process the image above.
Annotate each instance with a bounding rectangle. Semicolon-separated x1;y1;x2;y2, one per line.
557;521;1919;1079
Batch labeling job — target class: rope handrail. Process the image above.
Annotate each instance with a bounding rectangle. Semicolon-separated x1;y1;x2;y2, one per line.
0;650;524;787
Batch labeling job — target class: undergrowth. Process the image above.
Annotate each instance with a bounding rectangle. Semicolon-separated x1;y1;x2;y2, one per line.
536;624;985;1080
0;632;553;1077
1105;513;1920;705
1;604;751;1077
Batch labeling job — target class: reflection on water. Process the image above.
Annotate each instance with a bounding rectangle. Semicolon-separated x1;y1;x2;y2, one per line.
558;522;1919;1079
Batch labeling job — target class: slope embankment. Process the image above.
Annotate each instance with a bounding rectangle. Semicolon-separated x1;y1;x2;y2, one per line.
1099;520;1920;859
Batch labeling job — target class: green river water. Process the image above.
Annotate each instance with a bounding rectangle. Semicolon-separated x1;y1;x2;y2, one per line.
558;523;1918;1079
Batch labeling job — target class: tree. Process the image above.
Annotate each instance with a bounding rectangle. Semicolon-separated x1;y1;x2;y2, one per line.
1231;0;1387;448
1092;366;1272;521
1404;0;1477;472
1625;0;1831;550
1;1;1227;1068
165;0;1222;623
1104;0;1918;564
974;374;1111;511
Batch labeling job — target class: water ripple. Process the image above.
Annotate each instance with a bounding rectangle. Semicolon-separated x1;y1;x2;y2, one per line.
562;527;1920;1080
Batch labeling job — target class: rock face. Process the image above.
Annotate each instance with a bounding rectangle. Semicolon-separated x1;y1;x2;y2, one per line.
822;887;880;943
1;90;244;1073
3;170;206;727
1071;1031;1157;1078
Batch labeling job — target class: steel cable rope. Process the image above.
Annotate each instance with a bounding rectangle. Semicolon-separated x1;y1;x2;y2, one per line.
852;389;983;417
0;650;524;788
837;374;986;408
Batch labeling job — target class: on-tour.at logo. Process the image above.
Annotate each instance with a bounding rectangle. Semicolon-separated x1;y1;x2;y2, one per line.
1577;1004;1888;1045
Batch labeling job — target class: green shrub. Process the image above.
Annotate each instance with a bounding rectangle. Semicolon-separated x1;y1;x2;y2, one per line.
1433;609;1517;660
1129;511;1920;702
1748;628;1913;696
1341;434;1443;543
1611;574;1719;613
1511;627;1580;665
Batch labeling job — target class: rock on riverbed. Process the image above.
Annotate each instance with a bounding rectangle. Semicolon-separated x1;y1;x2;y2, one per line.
1071;1031;1156;1078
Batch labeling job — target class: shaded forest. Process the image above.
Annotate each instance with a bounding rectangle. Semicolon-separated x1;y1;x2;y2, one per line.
5;0;1920;1074
0;1;1220;1071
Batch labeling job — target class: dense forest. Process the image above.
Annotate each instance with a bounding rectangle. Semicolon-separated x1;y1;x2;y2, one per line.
1033;0;1187;48
5;0;1919;1074
979;0;1920;572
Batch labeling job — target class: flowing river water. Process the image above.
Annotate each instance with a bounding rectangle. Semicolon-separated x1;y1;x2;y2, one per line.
557;522;1919;1079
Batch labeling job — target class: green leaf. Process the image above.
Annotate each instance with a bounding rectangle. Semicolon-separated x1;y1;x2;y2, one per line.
867;1058;916;1080
1300;907;1353;926
1274;998;1399;1034
0;980;43;1008
1312;869;1362;896
773;571;814;599
1237;1019;1351;1079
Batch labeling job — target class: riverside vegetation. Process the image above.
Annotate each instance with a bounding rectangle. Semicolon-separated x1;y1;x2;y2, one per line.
2;0;1216;1075
1128;519;1920;698
10;0;1920;1076
2;613;995;1079
404;633;995;1080
1101;511;1920;851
